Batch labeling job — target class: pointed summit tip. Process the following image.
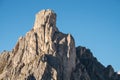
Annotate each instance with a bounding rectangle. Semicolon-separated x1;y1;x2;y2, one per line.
34;9;57;29
37;9;56;15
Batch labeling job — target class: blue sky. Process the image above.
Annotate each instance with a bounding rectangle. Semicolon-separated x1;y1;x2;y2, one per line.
0;0;120;71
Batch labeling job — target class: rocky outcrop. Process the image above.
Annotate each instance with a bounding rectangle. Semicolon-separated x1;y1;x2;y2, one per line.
0;9;120;80
73;46;120;80
0;51;11;74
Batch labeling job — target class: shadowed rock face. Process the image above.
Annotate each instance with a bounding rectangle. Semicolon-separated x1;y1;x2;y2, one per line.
0;9;120;80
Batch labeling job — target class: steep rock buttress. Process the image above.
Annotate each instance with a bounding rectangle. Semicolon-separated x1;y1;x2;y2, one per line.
0;9;76;80
0;9;120;80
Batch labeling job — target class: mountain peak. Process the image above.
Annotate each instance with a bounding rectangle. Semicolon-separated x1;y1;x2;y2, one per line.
34;9;57;30
0;9;120;80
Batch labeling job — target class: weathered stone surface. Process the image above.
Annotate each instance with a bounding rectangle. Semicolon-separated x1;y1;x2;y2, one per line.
0;9;76;80
0;9;119;80
75;46;120;80
0;51;10;74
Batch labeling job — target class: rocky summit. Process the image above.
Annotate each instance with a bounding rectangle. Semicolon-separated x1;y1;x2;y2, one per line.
0;9;120;80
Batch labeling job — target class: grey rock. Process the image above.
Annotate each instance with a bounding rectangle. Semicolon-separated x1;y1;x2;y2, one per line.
0;9;76;80
75;46;120;80
0;9;119;80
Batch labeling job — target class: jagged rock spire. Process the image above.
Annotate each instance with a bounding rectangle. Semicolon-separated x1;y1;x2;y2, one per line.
0;9;120;80
34;9;57;31
0;9;76;80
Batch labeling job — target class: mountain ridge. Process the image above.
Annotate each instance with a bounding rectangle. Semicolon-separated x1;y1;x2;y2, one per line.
0;9;120;80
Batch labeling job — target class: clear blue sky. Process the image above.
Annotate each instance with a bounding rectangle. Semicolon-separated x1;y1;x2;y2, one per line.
0;0;120;71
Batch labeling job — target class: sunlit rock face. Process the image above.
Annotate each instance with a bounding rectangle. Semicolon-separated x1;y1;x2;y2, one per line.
0;9;120;80
0;9;76;80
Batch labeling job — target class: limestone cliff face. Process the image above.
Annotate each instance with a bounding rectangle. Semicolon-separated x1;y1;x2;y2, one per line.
0;9;76;80
0;9;120;80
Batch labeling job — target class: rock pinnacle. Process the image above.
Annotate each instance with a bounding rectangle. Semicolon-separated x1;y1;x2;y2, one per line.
34;9;57;30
